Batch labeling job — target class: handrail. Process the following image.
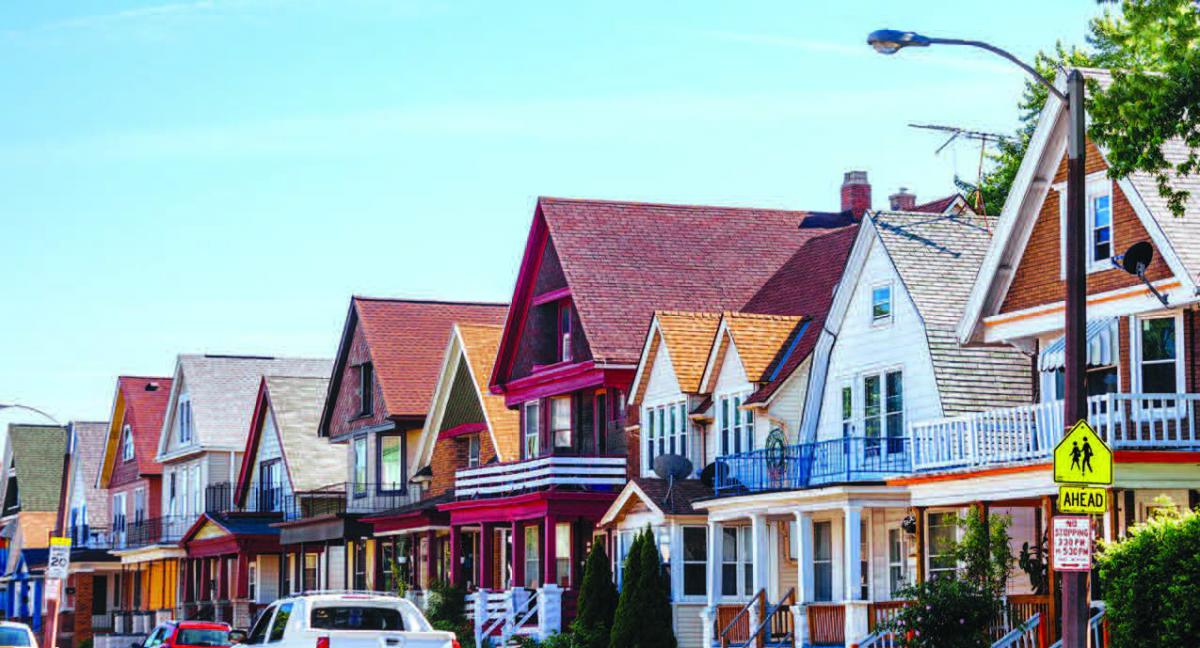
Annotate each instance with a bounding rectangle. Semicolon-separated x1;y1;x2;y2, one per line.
743;588;795;648
992;613;1041;648
1048;606;1105;648
720;589;765;648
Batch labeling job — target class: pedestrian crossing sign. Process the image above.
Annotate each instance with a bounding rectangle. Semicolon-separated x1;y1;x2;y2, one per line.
1053;420;1112;485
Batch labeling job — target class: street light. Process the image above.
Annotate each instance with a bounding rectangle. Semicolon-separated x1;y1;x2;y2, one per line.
0;402;60;425
867;29;1089;648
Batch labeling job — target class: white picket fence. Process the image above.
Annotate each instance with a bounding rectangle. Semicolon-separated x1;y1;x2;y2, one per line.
455;455;626;498
910;393;1200;471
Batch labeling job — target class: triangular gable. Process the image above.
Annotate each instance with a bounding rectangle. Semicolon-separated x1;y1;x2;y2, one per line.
598;480;664;527
319;301;379;436
698;313;806;394
180;514;233;545
100;376;172;487
629;312;722;407
234;378;273;505
959;71;1197;344
155;359;188;458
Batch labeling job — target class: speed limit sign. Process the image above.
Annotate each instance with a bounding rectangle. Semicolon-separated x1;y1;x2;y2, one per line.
46;537;71;580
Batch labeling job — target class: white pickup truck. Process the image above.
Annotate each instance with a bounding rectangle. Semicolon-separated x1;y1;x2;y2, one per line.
241;592;459;648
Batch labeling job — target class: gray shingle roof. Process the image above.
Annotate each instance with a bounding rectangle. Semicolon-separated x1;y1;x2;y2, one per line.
69;421;110;525
8;424;68;512
263;376;346;492
872;210;1033;415
172;355;331;452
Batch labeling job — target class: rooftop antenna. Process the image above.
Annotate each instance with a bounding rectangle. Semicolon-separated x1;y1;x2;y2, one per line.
909;123;1013;222
653;454;694;509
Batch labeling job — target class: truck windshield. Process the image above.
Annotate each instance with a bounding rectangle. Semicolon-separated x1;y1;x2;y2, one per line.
310;606;405;631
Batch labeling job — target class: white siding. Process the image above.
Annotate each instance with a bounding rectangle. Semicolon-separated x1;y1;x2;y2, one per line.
708;338;754;461
674;603;706;648
765;358;811;446
816;236;942;441
246;410;294;511
644;339;683;405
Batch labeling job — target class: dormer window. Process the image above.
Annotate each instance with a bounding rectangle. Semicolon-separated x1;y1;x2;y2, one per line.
121;425;135;462
1091;192;1112;267
178;399;194;444
357;362;374;417
1057;176;1115;274
871;284;892;324
557;300;573;363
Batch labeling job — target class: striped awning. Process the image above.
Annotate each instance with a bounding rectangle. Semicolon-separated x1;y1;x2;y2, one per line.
1038;318;1119;371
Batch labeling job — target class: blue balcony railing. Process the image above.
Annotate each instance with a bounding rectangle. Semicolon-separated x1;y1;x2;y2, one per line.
713;436;912;496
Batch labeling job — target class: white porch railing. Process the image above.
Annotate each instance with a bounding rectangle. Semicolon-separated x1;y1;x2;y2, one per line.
910;393;1200;472
454;455;626;498
470;586;561;647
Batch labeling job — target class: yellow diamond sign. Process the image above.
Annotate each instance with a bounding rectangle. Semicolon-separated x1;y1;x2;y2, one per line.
1053;419;1112;485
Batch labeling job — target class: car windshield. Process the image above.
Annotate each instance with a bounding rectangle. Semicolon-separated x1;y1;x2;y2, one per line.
0;628;31;646
177;629;230;646
310;606;405;631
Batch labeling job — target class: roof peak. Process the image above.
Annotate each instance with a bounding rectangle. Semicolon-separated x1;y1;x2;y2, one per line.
539;195;829;215
352;295;508;307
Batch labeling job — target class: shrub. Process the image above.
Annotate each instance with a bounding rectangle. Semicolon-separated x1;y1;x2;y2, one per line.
609;528;676;648
887;578;998;648
1098;504;1200;647
954;507;1013;599
571;541;617;648
425;580;473;648
608;530;646;648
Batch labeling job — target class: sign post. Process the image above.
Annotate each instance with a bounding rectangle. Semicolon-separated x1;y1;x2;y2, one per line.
1052;419;1112;647
44;537;71;648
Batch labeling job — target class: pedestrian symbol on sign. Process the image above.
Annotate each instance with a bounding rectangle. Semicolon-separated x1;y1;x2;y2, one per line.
1053;420;1112;485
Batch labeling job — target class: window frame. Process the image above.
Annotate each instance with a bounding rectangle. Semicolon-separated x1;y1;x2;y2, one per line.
859;368;904;454
122;424;135;462
717;392;754;457
1057;174;1116;276
467;434;482;468
522;401;541;460
926;510;959;579
356;362;374;418
557;299;574;363
550;395;572;450
719;526;753;600
1131;312;1185;395
376;432;404;495
812;520;833;602
870;282;894;325
178;398;193;445
888;527;908;597
352;435;368;498
641;400;688;478
681;526;707;599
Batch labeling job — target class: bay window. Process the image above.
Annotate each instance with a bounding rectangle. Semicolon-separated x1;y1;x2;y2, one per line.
379;434;403;492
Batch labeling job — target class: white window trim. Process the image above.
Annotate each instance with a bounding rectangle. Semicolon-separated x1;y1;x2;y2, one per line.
1129;310;1186;394
122;424;135;462
715;390;755;458
719;525;754;601
887;527;909;598
678;524;708;602
925;508;962;579
641;399;688;478
846;366;905;447
1056;173;1115;277
522;401;541;460
870;282;894;327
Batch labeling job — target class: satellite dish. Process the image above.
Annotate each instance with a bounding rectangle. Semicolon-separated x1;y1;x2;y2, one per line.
1120;241;1154;275
653;454;693;482
1115;241;1169;306
699;462;728;488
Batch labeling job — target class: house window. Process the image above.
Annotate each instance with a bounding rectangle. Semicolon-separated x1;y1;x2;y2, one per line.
888;528;908;596
357;363;374;417
352;436;368;497
682;526;707;597
168;473;177;516
557;300;573;363
522;401;541;459
303;554;319;592
863;371;903;452
112;492;127;534
121;425;135;462
1091;192;1112;266
247;561;258;602
1139;316;1179;393
555;522;571;587
353;542;367;590
133;488;146;525
718;395;753;456
871;285;893;323
524;526;540;588
178;399;193;444
379;434;403;492
258;459;282;512
467;435;482;468
841;386;854;437
551;396;572;449
860;520;870;600
643;401;688;476
720;526;752;598
813;521;833;602
927;511;958;579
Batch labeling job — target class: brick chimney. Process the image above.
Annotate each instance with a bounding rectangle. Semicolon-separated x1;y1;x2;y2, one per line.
841;170;871;217
889;187;916;211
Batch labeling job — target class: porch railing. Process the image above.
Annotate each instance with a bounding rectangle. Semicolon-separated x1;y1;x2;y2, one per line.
992;613;1042;648
345;482;426;514
713;437;911;496
119;515;190;549
910;393;1200;472
807;603;845;646
454;455;626;498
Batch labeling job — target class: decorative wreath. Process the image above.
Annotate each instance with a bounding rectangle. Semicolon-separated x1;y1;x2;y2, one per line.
765;427;787;471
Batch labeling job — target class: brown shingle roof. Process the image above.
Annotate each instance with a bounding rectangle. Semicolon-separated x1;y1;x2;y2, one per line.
655;312;722;394
353;298;508;418
722;312;808;382
457;323;520;462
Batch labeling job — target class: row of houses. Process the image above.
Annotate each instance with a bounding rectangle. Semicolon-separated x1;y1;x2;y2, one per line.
4;69;1199;648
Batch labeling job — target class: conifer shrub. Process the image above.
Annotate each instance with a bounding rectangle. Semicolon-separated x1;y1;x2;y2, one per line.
571;541;617;648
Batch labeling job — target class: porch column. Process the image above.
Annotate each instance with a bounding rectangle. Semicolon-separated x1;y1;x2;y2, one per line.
701;520;723;648
449;525;463;587
511;522;525;588
543;517;557;587
914;506;927;584
479;523;495;590
235;554;249;600
843;505;869;646
749;513;770;595
423;530;437;591
792;511;813;647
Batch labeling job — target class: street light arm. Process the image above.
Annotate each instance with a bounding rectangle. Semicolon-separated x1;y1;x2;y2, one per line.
925;37;1065;101
0;403;61;425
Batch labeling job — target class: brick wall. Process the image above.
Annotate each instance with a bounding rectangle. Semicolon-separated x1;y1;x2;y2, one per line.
1000;141;1173;314
327;314;390;440
430;433;498;496
72;574;94;646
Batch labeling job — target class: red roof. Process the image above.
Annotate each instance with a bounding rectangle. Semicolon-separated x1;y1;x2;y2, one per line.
743;226;860;403
493;197;858;383
912;194;964;214
351;298;508;418
118;376;173;476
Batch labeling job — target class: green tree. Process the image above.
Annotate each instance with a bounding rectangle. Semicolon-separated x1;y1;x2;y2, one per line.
953;507;1014;600
608;530;646;648
609;528;677;648
571;542;618;648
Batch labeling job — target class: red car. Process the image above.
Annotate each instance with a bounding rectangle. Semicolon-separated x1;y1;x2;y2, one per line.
135;621;246;648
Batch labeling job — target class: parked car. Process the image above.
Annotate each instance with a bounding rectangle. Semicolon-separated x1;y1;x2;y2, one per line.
136;621;246;648
0;622;37;648
241;592;458;648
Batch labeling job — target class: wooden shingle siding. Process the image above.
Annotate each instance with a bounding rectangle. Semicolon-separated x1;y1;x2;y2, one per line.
438;357;486;432
1000;143;1173;314
327;320;390;439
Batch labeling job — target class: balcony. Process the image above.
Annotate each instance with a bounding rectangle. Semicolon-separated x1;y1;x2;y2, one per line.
909;393;1200;472
713;436;912;496
67;524;114;549
204;482;348;521
454;455;627;499
345;482;426;514
118;516;189;550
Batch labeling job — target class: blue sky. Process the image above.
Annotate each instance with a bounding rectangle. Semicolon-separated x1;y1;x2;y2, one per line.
0;0;1102;423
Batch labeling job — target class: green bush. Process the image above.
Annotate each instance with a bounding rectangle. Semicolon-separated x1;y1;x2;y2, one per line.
609;528;676;648
425;580;474;648
887;578;998;648
571;542;617;648
1098;505;1200;647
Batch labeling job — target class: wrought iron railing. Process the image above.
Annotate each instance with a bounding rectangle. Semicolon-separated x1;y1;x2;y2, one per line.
203;482;348;521
120;516;190;549
68;524;114;549
713;436;911;496
345;482;426;514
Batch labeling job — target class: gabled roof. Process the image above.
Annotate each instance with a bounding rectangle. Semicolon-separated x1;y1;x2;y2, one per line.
912;194;969;214
699;312;808;394
491;197;859;388
180;512;280;545
100;376;173;484
67;421;110;526
417;323;519;470
959;68;1200;343
320;298;508;434
158;355;331;458
598;477;711;527
871;209;1032;415
236;376;344;502
630;312;721;405
8;424;68;513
